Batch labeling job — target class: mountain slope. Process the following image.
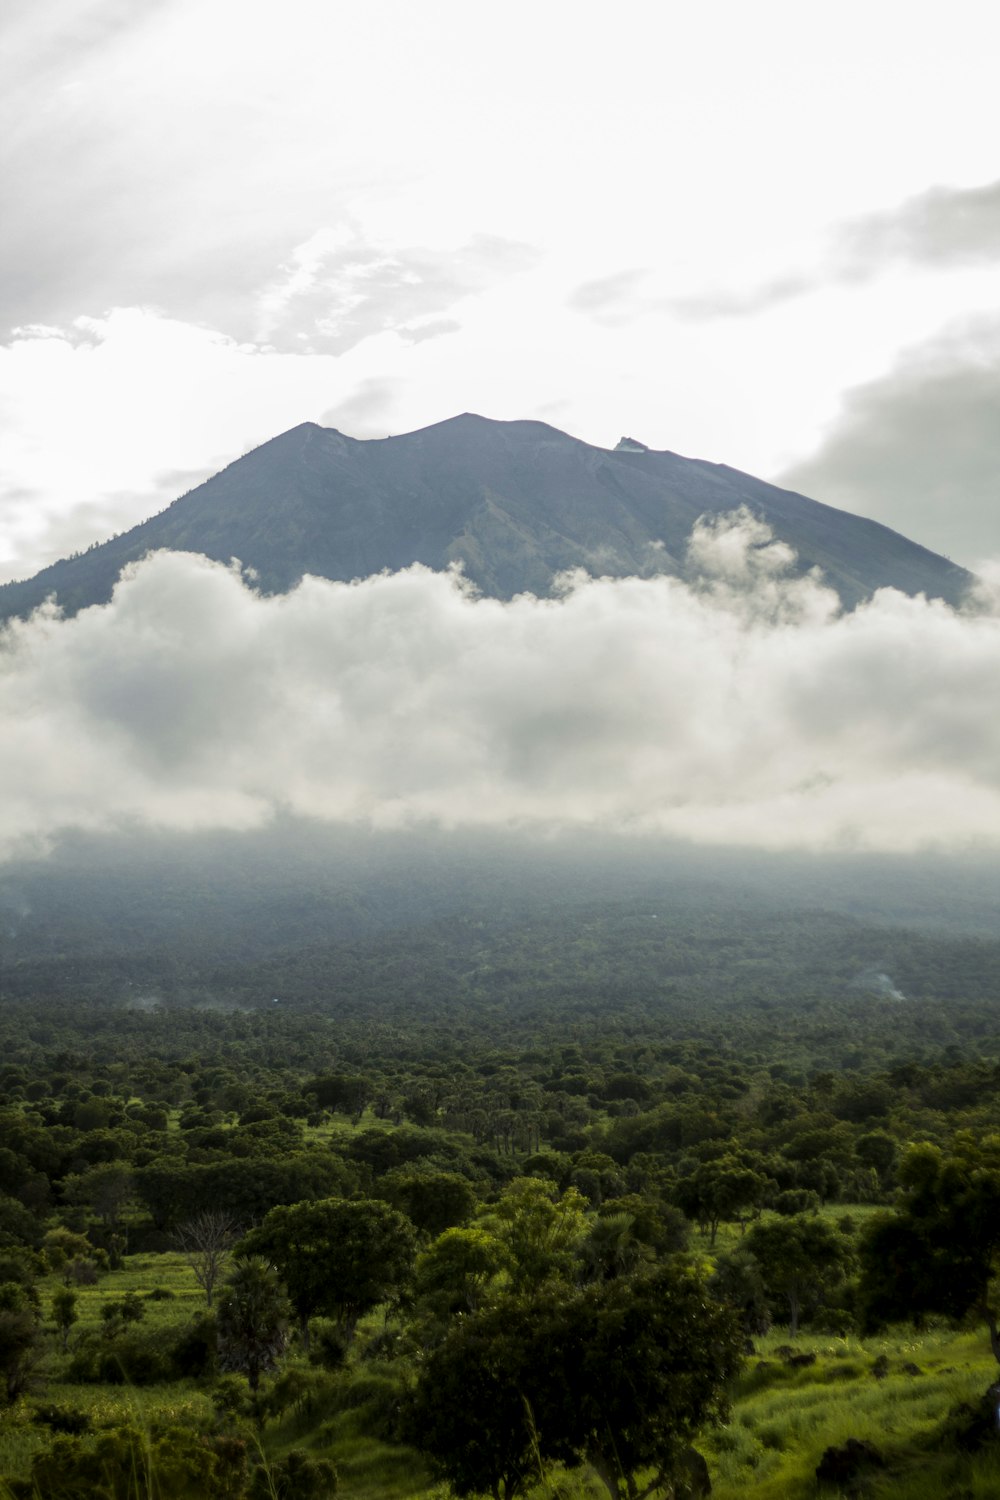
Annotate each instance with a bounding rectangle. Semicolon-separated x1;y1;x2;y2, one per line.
0;414;971;619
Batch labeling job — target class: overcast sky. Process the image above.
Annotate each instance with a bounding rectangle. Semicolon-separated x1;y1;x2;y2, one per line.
3;1;1000;861
3;0;1000;583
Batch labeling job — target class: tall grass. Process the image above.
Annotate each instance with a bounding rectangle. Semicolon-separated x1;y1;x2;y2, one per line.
705;1327;996;1500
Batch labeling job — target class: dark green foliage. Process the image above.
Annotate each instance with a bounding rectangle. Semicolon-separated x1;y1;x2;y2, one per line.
0;1192;44;1249
170;1312;218;1379
248;1450;337;1500
372;1168;476;1237
0;1289;40;1403
407;1298;547;1499
135;1154;352;1232
101;1291;145;1326
305;1319;348;1370
859;1137;1000;1361
10;1424;250;1499
710;1249;772;1336
409;1263;742;1500
215;1257;290;1393
240;1197;416;1341
50;1286;78;1353
66;1327;175;1386
744;1215;853;1336
31;1404;92;1435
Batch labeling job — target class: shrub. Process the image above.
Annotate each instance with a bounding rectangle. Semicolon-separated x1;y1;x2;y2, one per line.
67;1328;175;1385
31;1404;91;1435
258;1367;339;1425
171;1313;218;1379
307;1319;347;1371
11;1423;251;1500
249;1449;337;1499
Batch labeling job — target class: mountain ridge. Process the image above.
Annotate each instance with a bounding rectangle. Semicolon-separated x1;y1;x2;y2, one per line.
0;414;971;619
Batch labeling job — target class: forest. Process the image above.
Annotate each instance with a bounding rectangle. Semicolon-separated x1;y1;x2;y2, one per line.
0;885;999;1500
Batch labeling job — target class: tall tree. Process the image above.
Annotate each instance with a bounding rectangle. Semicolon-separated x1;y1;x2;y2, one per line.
240;1197;415;1345
743;1215;851;1336
485;1177;588;1291
859;1137;1000;1364
216;1257;289;1394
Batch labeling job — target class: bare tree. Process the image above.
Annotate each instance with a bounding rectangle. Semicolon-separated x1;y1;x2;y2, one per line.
173;1211;239;1309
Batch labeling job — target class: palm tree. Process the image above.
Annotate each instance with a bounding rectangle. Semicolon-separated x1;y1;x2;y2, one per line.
216;1256;289;1392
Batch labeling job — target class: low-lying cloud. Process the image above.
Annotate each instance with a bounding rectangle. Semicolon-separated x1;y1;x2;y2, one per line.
2;512;999;858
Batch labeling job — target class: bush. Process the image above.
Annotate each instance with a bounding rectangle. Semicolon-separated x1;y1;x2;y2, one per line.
31;1404;92;1435
307;1319;347;1371
773;1189;820;1216
171;1313;218;1380
250;1449;337;1499
67;1328;175;1385
12;1423;251;1500
258;1367;339;1425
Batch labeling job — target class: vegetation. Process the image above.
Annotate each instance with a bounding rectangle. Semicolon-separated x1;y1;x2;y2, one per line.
1;885;1000;1497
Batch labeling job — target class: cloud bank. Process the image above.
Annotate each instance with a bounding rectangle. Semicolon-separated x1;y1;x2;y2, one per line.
2;512;998;859
780;316;1000;566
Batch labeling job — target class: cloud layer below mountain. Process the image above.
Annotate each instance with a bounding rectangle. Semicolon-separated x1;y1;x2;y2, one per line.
3;513;998;859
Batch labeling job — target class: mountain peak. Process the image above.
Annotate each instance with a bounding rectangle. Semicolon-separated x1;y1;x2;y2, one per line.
0;415;972;622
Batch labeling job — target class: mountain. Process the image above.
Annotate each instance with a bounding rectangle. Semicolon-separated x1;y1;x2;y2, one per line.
0;414;971;620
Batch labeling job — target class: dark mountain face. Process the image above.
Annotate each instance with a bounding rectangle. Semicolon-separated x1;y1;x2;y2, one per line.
0;414;971;620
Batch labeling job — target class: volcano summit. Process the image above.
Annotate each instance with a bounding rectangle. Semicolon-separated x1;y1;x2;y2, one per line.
0;414;970;621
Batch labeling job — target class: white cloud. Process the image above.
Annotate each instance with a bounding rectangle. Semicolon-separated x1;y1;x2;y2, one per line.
2;513;999;859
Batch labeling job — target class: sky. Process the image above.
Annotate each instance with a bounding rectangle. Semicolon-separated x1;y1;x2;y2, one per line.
3;0;1000;582
2;0;1000;858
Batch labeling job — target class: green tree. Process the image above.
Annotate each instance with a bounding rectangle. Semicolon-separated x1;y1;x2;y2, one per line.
216;1257;289;1394
61;1164;134;1233
407;1296;549;1499
51;1288;78;1355
374;1169;476;1238
542;1265;743;1499
675;1156;767;1245
240;1197;415;1345
579;1210;648;1282
744;1215;851;1336
413;1225;506;1317
858;1136;1000;1364
0;1283;40;1403
486;1177;588;1291
410;1264;742;1500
